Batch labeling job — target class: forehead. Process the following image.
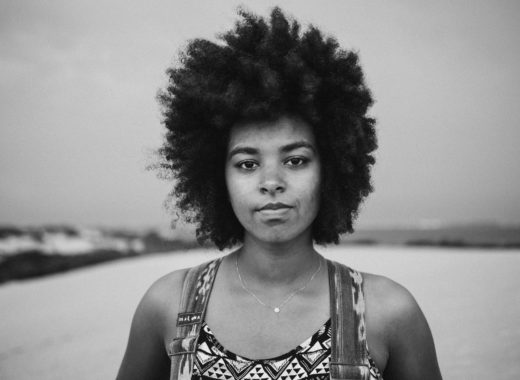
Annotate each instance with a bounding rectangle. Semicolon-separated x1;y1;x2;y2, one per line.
227;116;316;149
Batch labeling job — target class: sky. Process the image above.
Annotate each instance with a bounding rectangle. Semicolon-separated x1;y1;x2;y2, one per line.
1;0;519;231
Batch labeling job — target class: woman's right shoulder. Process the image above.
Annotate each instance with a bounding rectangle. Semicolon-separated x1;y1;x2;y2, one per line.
116;268;193;379
128;267;190;343
138;267;190;321
136;258;221;337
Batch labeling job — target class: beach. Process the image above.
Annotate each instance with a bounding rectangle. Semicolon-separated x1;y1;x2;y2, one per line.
1;246;519;379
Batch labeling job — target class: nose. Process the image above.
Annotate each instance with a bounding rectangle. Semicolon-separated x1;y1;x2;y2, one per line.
259;164;286;195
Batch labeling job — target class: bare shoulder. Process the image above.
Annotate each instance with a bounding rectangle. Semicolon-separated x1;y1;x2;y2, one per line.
116;267;189;380
361;272;442;379
362;272;420;324
137;267;189;334
361;272;429;346
144;268;188;305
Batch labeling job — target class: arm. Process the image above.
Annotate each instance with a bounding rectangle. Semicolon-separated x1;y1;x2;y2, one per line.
116;271;186;380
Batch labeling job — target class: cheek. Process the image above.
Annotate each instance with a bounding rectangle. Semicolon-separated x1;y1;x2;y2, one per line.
225;172;251;213
302;169;322;210
307;179;321;214
225;167;238;200
228;187;245;211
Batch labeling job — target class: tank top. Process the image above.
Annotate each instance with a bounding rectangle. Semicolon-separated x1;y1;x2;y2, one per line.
169;257;378;380
192;318;383;380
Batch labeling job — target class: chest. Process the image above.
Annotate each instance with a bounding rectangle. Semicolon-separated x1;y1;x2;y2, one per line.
203;270;330;360
165;259;389;379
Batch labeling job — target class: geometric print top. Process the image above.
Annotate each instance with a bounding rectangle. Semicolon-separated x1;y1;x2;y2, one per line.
192;319;383;380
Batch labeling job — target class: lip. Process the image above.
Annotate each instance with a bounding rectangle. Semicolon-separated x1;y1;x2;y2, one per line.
258;202;292;211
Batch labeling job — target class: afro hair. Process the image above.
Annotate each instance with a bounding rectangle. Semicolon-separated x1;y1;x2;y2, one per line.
154;7;377;249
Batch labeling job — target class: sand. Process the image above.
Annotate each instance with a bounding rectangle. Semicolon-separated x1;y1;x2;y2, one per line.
1;246;519;379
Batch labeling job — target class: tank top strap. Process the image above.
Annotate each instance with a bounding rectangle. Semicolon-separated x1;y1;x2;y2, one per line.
169;257;223;380
327;259;371;380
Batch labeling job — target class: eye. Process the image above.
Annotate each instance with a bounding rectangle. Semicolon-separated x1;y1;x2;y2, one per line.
236;160;259;171
285;156;308;167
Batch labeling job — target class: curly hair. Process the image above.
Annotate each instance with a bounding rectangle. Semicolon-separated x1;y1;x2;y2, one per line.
154;7;377;249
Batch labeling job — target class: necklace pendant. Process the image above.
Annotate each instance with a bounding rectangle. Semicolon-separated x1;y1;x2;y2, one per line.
274;307;280;313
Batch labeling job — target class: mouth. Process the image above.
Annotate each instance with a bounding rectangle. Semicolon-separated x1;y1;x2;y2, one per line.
257;202;292;211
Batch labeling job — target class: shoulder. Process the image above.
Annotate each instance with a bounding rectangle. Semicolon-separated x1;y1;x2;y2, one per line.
144;267;189;303
361;272;426;344
362;272;420;324
137;258;221;333
143;268;188;306
361;272;442;379
116;267;190;379
133;267;189;338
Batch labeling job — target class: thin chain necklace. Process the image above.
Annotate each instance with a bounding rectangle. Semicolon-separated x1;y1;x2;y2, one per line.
235;254;322;313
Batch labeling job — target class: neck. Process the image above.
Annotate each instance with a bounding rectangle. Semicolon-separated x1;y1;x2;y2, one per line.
236;231;320;286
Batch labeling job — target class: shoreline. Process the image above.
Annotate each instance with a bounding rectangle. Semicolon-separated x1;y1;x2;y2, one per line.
2;239;519;285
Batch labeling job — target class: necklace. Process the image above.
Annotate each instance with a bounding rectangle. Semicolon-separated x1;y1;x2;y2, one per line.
235;254;322;313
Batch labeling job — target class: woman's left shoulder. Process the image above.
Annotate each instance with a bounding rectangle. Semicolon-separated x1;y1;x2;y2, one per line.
361;272;420;323
360;272;443;379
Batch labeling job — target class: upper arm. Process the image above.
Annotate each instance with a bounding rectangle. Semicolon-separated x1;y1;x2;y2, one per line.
116;270;186;380
364;274;442;380
382;280;442;380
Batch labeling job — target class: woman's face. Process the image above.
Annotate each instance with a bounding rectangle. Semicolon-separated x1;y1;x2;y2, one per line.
225;116;321;245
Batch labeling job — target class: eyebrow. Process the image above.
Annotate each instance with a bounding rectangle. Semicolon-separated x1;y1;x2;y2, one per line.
280;141;316;153
227;140;316;159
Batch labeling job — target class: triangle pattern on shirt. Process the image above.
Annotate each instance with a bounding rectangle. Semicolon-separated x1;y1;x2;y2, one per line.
263;357;292;380
191;320;382;380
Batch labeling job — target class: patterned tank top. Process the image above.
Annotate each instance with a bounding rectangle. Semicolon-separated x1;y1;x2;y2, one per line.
192;318;383;380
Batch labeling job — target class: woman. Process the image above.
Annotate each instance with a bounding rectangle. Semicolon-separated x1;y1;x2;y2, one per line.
117;8;442;380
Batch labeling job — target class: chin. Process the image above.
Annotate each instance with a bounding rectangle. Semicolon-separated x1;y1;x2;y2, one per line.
249;225;311;245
